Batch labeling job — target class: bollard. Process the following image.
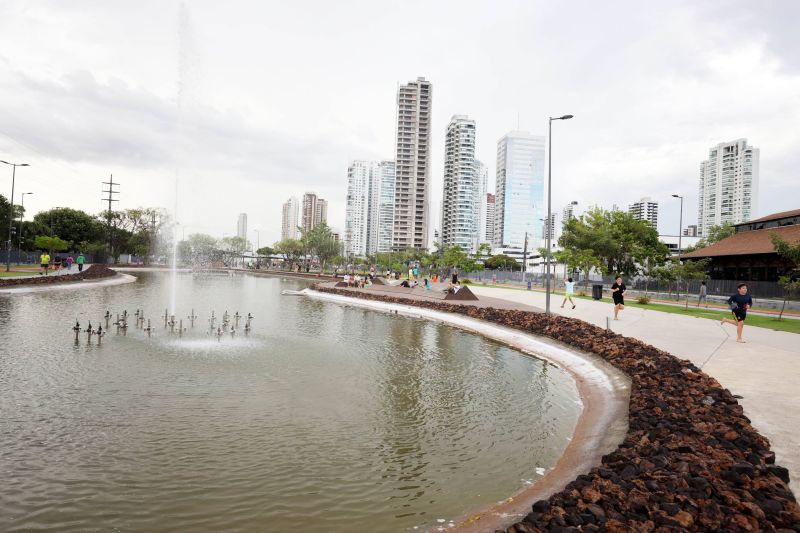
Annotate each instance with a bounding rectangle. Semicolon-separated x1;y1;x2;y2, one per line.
527;280;532;290
606;316;610;332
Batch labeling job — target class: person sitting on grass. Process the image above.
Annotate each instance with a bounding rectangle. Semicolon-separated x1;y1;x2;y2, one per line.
720;283;753;343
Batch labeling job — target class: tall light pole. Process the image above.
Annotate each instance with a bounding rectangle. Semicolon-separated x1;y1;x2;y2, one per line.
1;160;30;272
18;192;33;258
545;115;573;314
672;194;683;261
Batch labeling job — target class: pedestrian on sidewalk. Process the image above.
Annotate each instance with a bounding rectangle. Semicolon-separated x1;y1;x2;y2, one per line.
697;280;708;307
721;283;753;343
76;253;85;272
611;275;626;320
66;255;74;271
39;251;50;275
561;277;576;309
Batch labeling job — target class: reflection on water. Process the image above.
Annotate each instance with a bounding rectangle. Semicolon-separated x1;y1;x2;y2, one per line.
0;272;580;532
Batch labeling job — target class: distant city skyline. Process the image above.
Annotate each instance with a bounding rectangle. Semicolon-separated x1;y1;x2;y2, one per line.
1;2;797;245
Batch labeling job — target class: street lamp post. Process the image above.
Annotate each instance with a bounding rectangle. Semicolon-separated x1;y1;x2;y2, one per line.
18;192;33;260
545;115;573;314
1;160;30;272
672;194;683;261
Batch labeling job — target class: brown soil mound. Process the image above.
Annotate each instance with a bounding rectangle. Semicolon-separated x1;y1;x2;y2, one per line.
0;265;117;287
313;285;800;532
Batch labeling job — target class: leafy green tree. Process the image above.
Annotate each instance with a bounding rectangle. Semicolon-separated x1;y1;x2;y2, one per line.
34;208;104;247
559;207;667;277
485;254;519;270
256;246;275;256
442;245;469;270
771;234;800;319
300;223;340;272
684;222;736;253
673;258;711;308
34;235;69;254
274;238;304;267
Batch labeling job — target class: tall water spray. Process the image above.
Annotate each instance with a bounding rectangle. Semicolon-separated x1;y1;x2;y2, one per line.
171;2;195;314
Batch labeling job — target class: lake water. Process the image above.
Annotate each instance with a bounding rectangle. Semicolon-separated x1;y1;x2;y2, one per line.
0;272;580;532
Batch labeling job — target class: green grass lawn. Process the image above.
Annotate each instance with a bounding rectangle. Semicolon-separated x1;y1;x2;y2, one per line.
466;282;800;335
0;270;33;278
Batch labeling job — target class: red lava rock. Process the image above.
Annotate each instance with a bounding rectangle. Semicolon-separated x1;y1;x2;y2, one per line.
0;264;116;287
312;285;800;531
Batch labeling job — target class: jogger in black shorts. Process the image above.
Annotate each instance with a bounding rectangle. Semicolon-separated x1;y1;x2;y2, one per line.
721;283;753;343
611;275;626;320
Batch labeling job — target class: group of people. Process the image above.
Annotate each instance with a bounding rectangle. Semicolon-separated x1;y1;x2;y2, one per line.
38;252;85;275
560;275;753;343
342;273;372;288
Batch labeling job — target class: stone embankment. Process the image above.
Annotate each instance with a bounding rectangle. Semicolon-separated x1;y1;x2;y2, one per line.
313;285;800;532
0;265;116;287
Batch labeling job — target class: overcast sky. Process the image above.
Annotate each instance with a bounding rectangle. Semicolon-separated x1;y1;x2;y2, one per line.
1;0;798;245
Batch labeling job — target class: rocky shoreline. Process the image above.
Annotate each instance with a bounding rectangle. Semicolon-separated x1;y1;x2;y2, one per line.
312;285;800;531
0;265;117;287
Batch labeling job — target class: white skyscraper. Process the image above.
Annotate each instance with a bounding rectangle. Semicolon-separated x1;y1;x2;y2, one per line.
628;197;659;227
377;161;396;253
698;138;759;236
561;201;578;227
475;160;489;247
281;197;300;240
485;193;495;243
441;115;478;251
344;160;389;257
494;131;546;250
393;77;432;251
237;213;247;239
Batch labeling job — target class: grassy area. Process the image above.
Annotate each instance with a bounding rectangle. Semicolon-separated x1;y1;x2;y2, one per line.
0;271;33;278
467;281;800;334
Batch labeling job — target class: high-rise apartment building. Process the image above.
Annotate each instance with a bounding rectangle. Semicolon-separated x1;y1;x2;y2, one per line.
562;202;578;227
441;115;478;251
493;131;546;250
698;138;759;236
485;193;495;243
542;212;557;242
475;160;489;247
683;224;698;237
628;197;659;227
344;160;393;257
281;197;300;240
237;213;247;239
392;77;432;251
301;192;327;232
377;161;396;253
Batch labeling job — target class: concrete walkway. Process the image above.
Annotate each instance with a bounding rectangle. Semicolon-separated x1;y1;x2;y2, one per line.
469;285;800;494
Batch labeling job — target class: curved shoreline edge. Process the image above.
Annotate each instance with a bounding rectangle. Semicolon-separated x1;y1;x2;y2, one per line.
0;271;136;294
308;285;800;531
305;288;632;532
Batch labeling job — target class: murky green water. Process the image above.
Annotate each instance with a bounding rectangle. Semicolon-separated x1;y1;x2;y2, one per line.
0;272;580;532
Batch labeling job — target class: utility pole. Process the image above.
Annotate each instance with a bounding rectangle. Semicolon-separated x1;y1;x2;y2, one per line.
522;231;528;273
101;174;120;261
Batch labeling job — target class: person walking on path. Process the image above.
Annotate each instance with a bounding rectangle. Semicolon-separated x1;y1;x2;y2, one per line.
66;255;74;271
561;277;577;309
611;275;626;320
697;280;708;308
76;253;85;272
39;252;50;275
721;283;753;343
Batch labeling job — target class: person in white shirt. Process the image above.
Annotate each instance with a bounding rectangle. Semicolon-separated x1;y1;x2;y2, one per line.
561;277;576;309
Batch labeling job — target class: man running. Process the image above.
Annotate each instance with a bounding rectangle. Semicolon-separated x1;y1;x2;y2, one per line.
40;251;50;275
721;283;753;343
611;275;626;320
561;277;576;309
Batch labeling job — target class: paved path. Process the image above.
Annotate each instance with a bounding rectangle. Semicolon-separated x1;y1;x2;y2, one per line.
469;285;800;494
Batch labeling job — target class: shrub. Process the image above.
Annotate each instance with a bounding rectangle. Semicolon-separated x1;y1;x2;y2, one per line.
637;295;651;304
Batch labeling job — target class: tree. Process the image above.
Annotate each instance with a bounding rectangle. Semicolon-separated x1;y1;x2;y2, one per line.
182;233;220;267
34;235;69;254
771;234;800;320
485;254;519;270
274;238;304;267
559;207;668;277
33;208;104;249
673;258;711;308
442;245;469;270
684;222;736;253
552;247;603;292
256;246;275;256
300;223;340;272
